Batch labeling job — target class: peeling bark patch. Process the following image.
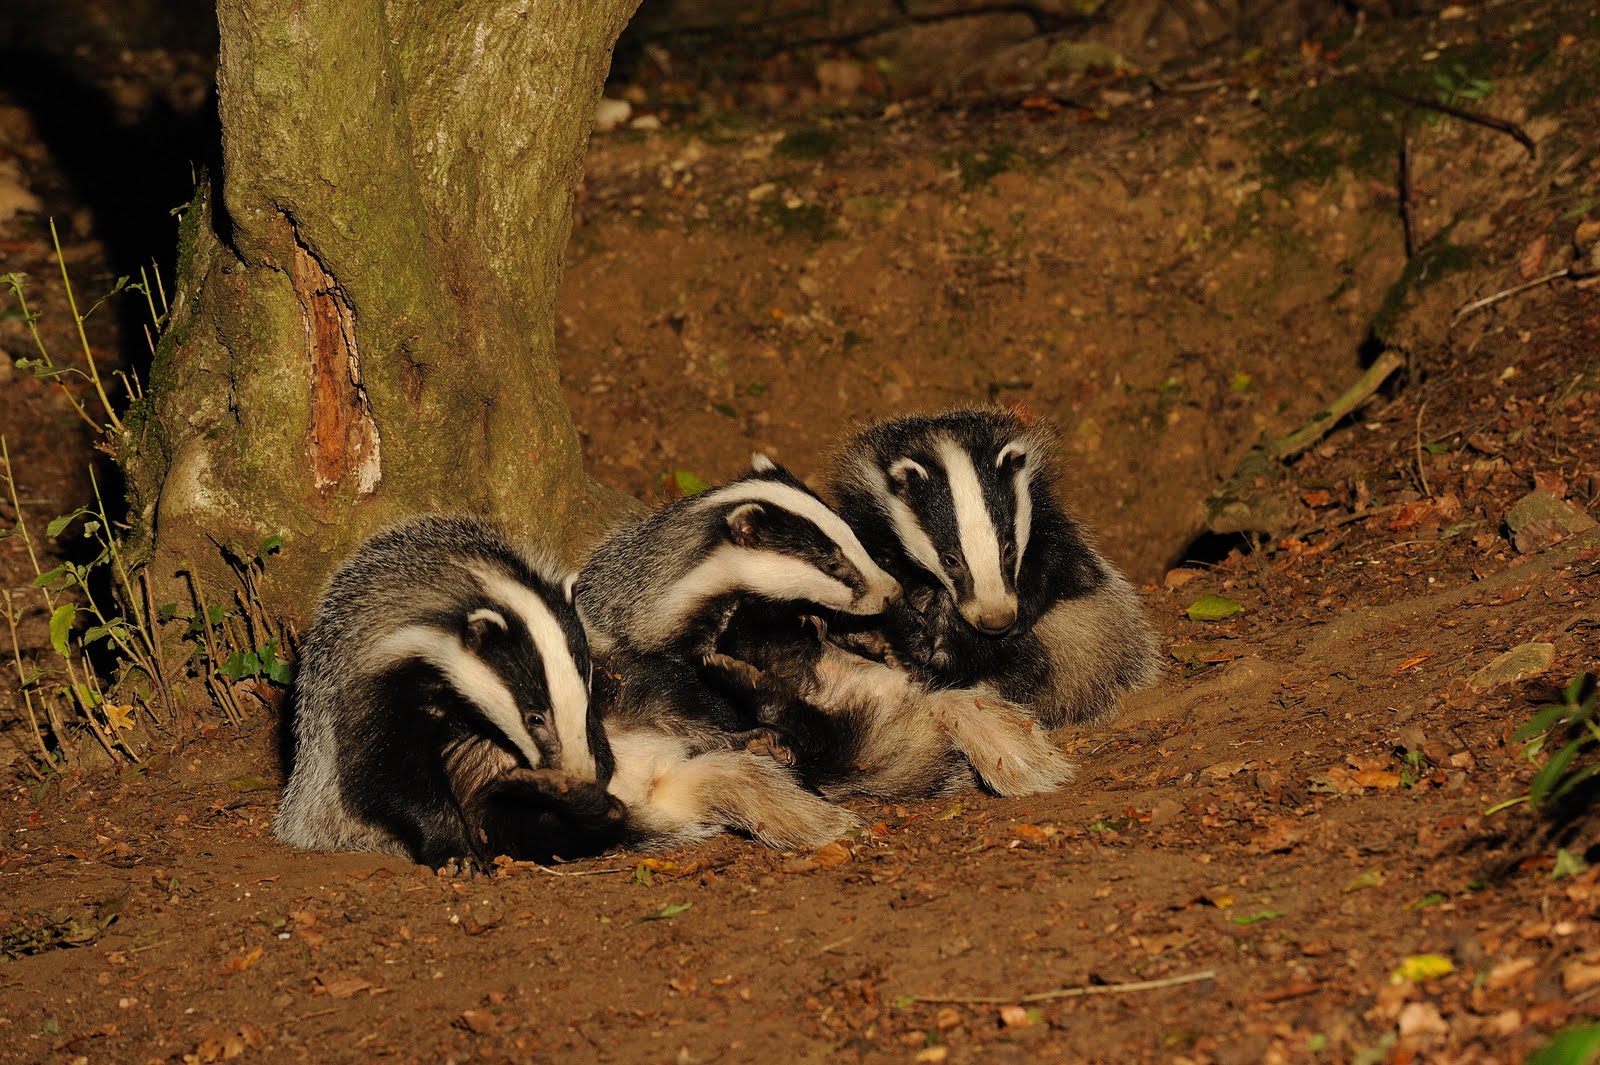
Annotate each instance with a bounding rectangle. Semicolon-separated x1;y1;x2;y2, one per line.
292;235;382;496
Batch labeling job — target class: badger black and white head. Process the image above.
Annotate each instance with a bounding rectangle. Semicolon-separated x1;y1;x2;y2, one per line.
274;515;617;866
576;455;902;660
830;408;1069;637
829;407;1161;727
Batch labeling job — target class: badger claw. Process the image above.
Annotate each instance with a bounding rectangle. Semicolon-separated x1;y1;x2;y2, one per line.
701;651;767;689
742;727;796;768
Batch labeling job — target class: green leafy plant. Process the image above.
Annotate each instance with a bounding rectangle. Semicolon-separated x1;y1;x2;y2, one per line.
1432;62;1493;106
1487;674;1599;815
176;535;294;726
2;217;291;770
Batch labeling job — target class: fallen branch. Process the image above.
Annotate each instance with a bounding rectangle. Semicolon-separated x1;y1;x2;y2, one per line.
1273;502;1405;547
1451;268;1571;324
1398;115;1416;259
1364;82;1536;158
902;968;1216;1006
1271;349;1406;461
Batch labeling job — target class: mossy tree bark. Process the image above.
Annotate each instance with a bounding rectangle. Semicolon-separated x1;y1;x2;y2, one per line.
123;0;642;628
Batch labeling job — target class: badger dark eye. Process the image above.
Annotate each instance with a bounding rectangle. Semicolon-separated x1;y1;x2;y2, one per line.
823;558;853;580
527;712;546;728
941;551;964;572
1001;542;1017;565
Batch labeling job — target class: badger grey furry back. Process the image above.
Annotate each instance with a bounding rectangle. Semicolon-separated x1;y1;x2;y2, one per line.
274;514;613;866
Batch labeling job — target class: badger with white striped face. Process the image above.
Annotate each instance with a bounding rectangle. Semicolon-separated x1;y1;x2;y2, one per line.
829;408;1160;727
576;455;902;662
274;515;622;868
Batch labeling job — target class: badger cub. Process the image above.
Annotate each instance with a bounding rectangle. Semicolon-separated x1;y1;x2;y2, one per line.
274;515;621;868
575;456;897;847
576;454;901;661
828;407;1160;727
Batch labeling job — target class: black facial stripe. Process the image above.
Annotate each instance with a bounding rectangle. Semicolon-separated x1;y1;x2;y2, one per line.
727;504;864;589
982;459;1022;562
895;460;975;597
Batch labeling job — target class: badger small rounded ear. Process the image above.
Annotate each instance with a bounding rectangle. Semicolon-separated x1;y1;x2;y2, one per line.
561;573;579;604
996;441;1030;472
464;607;509;650
726;502;766;547
751;452;777;473
886;457;929;494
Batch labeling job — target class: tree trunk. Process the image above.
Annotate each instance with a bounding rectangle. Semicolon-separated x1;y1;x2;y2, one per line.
122;0;642;628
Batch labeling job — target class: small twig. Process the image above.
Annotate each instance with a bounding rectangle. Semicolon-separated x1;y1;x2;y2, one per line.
1364;82;1536;158
902;968;1216;1006
1413;399;1431;497
1451;268;1571;324
1397;115;1416;260
516;862;631;877
1271;350;1406;461
1272;502;1405;547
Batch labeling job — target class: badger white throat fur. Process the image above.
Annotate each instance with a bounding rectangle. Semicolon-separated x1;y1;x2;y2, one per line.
576;455;901;661
274;515;619;868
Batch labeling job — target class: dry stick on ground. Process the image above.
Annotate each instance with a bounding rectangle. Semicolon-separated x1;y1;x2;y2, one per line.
1451;268;1573;324
1363;82;1537;159
904;968;1216;1006
1272;503;1407;549
1398;114;1416;259
1414;399;1431;497
1271;350;1407;461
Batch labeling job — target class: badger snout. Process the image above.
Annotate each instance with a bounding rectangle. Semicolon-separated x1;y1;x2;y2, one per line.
962;600;1018;636
852;579;902;615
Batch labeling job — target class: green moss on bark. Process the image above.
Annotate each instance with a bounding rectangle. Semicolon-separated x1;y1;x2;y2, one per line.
121;0;643;628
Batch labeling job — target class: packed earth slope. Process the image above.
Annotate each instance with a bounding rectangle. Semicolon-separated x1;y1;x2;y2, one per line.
2;2;1599;1062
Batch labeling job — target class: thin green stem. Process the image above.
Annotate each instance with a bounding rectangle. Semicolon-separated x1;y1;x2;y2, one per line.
50;219;125;433
2;590;56;766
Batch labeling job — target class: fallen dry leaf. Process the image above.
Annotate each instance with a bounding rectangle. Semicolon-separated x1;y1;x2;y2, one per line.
1009;823;1053;846
1353;769;1402;789
1398;1000;1449;1041
458;1008;497;1034
316;975;378;999
1562;958;1600;994
998;1004;1033;1028
1391;651;1433;674
1201;760;1253;781
1250;817;1305;853
220;945;263;974
1518;234;1549;280
783;840;852;873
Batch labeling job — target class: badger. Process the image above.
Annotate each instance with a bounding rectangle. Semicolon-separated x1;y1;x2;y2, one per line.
826;407;1160;728
575;454;902;662
572;456;901;848
274;515;622;868
704;603;1077;802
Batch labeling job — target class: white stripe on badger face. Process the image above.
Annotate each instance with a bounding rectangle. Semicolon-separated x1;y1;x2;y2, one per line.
701;476;899;604
636;544;866;649
997;442;1034;582
934;436;1016;622
471;568;598;782
369;625;545;771
866;456;955;598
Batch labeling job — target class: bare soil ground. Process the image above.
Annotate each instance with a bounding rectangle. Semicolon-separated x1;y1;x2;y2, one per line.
2;4;1599;1063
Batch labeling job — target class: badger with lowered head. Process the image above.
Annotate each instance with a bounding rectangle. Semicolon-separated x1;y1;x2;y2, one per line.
576;456;899;848
827;407;1160;727
274;515;623;868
